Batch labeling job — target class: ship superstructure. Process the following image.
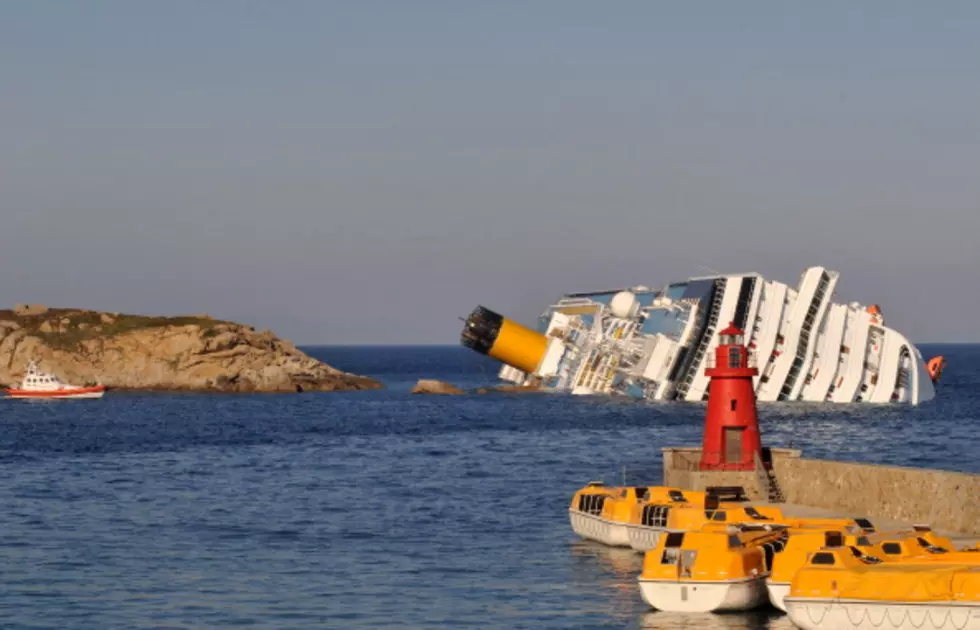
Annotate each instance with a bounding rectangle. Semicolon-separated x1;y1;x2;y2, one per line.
460;266;940;404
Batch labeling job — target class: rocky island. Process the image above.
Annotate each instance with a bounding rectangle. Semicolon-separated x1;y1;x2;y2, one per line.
0;304;382;393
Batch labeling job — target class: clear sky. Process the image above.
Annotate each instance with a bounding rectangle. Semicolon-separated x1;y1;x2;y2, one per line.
2;2;978;344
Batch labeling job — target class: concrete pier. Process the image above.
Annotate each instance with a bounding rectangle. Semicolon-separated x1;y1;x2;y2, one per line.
663;446;980;539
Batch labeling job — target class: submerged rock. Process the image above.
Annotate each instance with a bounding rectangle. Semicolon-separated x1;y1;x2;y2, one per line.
0;307;382;393
411;379;465;395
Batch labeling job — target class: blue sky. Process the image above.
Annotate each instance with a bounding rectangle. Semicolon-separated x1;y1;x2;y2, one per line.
2;2;978;343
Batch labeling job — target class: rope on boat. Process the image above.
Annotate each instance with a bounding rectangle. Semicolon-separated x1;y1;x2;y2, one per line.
806;601;971;630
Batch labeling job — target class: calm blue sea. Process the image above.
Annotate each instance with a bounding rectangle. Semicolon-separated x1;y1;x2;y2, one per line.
0;344;977;629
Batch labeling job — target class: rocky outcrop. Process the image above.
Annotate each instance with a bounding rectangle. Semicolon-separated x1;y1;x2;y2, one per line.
411;379;465;395
14;304;48;316
409;379;543;395
0;307;381;393
474;384;542;394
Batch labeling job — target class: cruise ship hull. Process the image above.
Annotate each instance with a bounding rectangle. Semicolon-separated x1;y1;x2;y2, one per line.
461;266;938;405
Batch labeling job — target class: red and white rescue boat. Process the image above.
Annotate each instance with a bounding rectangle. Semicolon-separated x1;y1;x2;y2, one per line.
5;361;106;400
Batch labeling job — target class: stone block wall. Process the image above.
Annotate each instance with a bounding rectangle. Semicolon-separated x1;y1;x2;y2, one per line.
662;446;980;535
774;457;980;535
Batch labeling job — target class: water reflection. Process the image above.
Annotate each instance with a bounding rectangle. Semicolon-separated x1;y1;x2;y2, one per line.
570;541;796;629
640;610;796;630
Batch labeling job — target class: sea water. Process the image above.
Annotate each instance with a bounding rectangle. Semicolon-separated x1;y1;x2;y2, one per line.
0;344;976;628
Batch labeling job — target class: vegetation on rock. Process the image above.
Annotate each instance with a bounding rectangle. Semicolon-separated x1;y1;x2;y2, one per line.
0;307;382;393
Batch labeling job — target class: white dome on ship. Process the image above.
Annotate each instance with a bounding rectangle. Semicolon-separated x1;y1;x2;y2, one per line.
610;291;639;319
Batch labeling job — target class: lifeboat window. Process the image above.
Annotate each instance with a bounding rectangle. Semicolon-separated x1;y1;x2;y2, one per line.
711;510;727;522
727;535;743;548
578;494;607;516
730;399;737;411
856;536;871;547
917;537;948;554
642;505;670;527
743;507;770;520
811;552;836;565
824;532;844;548
667;490;686;503
664;532;685;548
848;547;882;564
634;487;649;501
853;518;875;533
881;542;902;555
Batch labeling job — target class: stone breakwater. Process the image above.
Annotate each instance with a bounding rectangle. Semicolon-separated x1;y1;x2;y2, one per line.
663;447;980;536
0;305;382;393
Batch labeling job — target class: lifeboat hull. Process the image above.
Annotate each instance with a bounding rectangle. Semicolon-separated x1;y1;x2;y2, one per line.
5;386;107;400
625;523;665;552
638;576;769;613
568;510;630;547
766;580;790;612
784;598;980;630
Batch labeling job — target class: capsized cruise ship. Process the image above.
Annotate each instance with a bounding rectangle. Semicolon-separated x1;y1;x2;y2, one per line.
460;266;944;404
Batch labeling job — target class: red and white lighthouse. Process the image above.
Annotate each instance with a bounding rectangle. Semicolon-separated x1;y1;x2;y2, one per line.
698;323;763;471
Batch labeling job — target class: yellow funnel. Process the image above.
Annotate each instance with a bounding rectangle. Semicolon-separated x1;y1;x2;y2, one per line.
460;306;548;374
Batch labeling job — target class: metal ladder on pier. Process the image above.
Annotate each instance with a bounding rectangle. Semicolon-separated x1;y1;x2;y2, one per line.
754;452;786;503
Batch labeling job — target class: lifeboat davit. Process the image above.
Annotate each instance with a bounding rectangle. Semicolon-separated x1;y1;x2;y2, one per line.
5;361;106;400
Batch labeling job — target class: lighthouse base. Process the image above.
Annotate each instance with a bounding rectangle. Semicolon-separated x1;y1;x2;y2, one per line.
662;446;797;503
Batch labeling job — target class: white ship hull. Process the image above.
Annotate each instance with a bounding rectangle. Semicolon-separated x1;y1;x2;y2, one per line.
568;510;630;547
785;598;980;630
638;576;769;613
465;266;940;405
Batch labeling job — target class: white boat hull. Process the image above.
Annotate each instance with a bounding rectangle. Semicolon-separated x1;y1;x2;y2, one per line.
638;577;769;613
785;598;980;630
568;510;630;547
766;580;790;612
626;523;665;552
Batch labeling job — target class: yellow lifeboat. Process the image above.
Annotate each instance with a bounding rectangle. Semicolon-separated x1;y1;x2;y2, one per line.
626;501;785;552
766;529;873;612
767;526;968;612
569;482;627;545
638;526;788;612
569;483;696;547
570;484;777;549
784;547;980;630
